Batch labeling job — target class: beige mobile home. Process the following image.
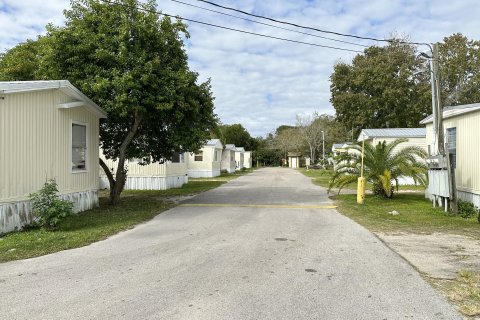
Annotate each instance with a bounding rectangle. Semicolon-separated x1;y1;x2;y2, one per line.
0;81;106;233
187;139;223;178
99;152;188;190
221;144;236;173
235;147;245;170
420;103;480;207
244;151;253;168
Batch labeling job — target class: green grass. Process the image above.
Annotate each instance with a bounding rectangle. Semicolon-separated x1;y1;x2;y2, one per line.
191;168;255;182
333;193;479;239
0;180;226;263
300;168;425;192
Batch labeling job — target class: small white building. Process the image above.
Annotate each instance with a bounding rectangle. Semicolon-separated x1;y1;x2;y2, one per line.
0;81;107;234
357;128;427;185
288;152;301;169
99;152;188;190
420;103;480;207
221;144;236;173
235;147;245;170
244;151;253;169
186;139;223;178
332;142;353;157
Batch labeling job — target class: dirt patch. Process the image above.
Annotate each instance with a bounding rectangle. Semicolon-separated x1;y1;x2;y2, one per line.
377;232;480;280
157;195;196;204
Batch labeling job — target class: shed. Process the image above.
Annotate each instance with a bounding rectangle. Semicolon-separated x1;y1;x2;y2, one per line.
244;151;253;169
0;80;107;234
186;139;223;178
221;144;236;173
420;103;480;207
99;152;188;190
235;147;245;170
288;152;301;169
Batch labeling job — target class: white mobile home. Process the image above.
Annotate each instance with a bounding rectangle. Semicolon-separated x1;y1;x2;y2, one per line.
420;103;480;207
99;152;188;190
0;81;107;233
187;139;223;178
221;144;236;173
244;151;253;169
235;147;245;170
357;128;427;185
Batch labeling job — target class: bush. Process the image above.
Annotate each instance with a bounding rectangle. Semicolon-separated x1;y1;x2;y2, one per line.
29;179;74;230
457;200;479;219
241;167;247;172
220;169;228;174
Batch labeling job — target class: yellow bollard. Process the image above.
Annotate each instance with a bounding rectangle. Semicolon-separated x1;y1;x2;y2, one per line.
357;177;366;204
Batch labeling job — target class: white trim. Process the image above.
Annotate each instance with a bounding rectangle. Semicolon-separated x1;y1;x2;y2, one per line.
71;120;89;173
57;101;85;109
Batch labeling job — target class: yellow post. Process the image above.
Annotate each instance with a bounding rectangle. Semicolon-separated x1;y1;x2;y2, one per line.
357;137;366;204
357;177;366;204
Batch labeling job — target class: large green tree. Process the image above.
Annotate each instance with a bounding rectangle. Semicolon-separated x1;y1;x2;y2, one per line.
40;0;217;204
0;38;49;81
330;40;431;137
438;33;480;106
215;123;257;150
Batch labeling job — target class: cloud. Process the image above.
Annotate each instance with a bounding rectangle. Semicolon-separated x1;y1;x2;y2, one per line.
1;0;479;137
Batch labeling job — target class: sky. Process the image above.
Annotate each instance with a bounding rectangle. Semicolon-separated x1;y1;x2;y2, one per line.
1;0;480;137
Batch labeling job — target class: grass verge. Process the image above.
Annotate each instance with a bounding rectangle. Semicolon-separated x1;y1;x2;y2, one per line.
333;193;479;239
0;180;226;263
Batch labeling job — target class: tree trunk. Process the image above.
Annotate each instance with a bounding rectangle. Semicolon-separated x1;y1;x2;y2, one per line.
108;111;143;205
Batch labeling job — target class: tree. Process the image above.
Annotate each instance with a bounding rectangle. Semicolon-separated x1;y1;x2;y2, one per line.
215;123;256;150
438;33;480;106
328;138;427;198
43;0;217;204
274;127;302;164
0;38;49;81
296;113;324;162
330;40;431;138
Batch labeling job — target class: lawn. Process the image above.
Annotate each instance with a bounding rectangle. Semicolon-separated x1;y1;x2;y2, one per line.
333;193;479;239
300;167;426;192
0;180;226;263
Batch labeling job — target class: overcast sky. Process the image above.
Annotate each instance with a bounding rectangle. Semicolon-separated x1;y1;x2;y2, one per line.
1;0;479;137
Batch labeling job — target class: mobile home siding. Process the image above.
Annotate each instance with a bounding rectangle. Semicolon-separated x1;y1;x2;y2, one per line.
0;90;99;201
0;88;101;233
99;155;188;190
425;112;480;205
187;143;222;178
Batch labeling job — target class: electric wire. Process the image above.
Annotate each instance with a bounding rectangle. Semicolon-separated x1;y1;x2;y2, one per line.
98;0;363;53
194;0;430;46
168;0;369;48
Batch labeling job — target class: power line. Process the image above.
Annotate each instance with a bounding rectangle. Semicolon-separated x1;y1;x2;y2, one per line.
97;0;363;53
195;0;429;46
168;0;369;48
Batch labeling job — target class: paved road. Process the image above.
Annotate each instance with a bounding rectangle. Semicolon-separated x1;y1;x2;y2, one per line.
0;168;460;319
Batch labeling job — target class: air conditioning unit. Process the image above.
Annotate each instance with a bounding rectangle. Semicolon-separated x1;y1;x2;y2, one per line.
426;154;448;170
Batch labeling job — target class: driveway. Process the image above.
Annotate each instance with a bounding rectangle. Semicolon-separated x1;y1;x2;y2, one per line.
0;168;460;319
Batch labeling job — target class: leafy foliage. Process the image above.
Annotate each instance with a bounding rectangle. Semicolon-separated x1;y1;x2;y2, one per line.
329;138;427;198
330;40;431;137
214;123;257;151
29;180;74;230
457;200;479;219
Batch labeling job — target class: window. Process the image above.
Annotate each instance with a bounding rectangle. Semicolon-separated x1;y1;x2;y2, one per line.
171;153;184;163
214;150;220;162
446;127;456;168
194;151;203;162
72;123;87;171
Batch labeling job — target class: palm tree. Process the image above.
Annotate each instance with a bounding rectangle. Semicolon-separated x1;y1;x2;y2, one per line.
328;138;428;198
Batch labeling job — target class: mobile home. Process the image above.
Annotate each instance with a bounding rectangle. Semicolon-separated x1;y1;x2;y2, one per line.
0;81;106;233
235;147;245;170
221;144;236;173
187;139;223;178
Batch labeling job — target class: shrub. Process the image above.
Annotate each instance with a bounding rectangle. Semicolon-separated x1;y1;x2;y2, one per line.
241;167;247;172
457;200;479;219
220;169;228;174
29;179;74;230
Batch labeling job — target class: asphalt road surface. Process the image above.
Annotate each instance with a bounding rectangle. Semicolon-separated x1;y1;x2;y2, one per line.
0;168;460;319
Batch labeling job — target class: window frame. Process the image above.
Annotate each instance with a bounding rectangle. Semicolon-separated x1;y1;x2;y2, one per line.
194;150;204;162
446;127;457;169
71;120;89;173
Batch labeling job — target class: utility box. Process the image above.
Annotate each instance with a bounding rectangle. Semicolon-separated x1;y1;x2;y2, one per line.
426;154;448;169
428;169;450;198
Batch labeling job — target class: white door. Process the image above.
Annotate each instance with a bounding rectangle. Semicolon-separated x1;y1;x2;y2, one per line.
292;157;298;168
